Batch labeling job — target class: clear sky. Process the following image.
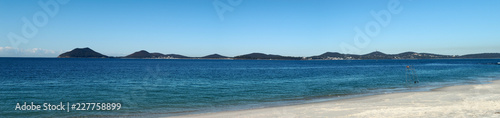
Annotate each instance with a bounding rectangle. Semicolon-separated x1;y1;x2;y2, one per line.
1;0;499;57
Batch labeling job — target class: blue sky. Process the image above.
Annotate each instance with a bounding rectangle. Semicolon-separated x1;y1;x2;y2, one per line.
1;0;499;57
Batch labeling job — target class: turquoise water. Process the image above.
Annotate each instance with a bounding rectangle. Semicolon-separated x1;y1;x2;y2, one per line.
1;58;499;117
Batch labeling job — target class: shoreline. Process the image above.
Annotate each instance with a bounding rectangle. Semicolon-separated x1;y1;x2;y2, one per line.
168;79;500;118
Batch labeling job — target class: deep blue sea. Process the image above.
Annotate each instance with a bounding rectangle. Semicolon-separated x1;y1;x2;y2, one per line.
1;58;500;117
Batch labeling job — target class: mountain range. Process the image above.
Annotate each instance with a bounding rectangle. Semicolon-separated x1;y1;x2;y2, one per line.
58;47;500;60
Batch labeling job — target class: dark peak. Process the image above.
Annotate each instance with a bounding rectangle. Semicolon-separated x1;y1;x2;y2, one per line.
76;47;91;50
243;53;281;57
124;50;191;58
125;50;153;58
372;51;384;54
247;52;267;55
58;47;108;58
202;54;228;58
235;53;301;60
130;50;151;55
321;52;341;55
138;50;148;53
308;52;346;59
71;47;93;52
319;52;343;56
365;51;386;56
398;51;418;55
396;51;420;56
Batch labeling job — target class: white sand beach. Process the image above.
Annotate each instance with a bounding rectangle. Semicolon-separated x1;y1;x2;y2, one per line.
169;80;500;118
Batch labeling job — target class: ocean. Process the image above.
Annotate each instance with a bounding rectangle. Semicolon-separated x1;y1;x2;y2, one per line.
1;58;499;117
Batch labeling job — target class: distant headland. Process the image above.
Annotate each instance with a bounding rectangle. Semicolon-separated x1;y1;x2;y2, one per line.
58;47;500;60
57;48;108;58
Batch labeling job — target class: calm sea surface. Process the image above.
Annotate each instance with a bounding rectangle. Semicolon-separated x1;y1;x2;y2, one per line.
1;58;499;117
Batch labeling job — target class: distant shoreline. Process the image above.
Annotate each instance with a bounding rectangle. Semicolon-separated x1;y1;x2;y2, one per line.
56;47;500;60
4;57;500;61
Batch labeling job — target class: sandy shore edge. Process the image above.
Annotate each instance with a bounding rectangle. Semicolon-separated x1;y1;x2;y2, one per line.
168;80;500;118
